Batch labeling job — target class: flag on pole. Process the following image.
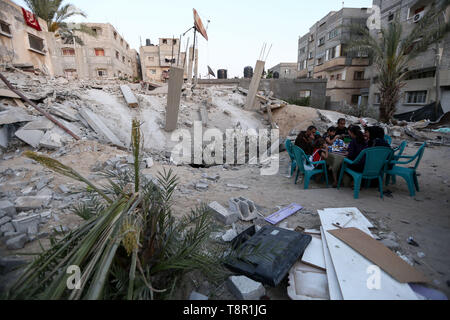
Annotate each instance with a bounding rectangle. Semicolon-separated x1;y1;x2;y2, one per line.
21;7;42;31
207;66;216;78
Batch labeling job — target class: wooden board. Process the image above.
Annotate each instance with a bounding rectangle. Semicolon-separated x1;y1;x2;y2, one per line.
301;236;326;271
0;88;20;99
320;225;343;300
329;228;428;284
318;210;418;300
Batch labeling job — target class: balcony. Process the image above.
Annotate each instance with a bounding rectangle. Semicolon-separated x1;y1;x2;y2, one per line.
327;79;370;90
314;57;370;73
297;69;308;78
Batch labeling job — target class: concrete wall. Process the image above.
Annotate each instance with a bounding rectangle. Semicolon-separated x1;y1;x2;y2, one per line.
197;78;327;109
268;63;298;79
49;23;138;80
0;0;55;76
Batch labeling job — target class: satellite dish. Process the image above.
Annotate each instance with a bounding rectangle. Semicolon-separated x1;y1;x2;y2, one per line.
193;9;208;41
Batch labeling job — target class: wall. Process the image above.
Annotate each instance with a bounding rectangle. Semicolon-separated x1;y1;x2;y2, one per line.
0;0;55;76
197;78;328;109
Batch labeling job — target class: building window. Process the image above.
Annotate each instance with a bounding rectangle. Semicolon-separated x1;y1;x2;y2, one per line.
406;68;436;80
64;69;77;78
406;91;427;104
328;28;339;40
299;60;307;70
162;39;168;44
388;13;395;22
299;90;311;98
330;75;335;80
307;71;313;78
336;74;342;80
351;95;361;105
308;52;313;59
173;39;177;45
122;56;125;63
150;69;156;75
28;34;45;53
0;20;12;36
126;44;129;50
113;32;117;40
354;71;365;80
374;93;381;104
317;57;324;65
165;57;176;63
62;48;75;56
95;48;105;56
299;47;306;55
148;56;154;62
329;46;338;59
97;69;107;77
121;38;124;46
92;27;102;36
318;37;325;46
116;51;120;59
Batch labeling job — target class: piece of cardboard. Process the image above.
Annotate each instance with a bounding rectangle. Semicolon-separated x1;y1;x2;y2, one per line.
328;228;428;284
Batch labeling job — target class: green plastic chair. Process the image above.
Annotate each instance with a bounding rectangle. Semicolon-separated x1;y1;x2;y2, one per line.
293;146;328;189
285;139;297;177
338;147;393;199
385;135;393;145
387;141;408;185
385;142;426;197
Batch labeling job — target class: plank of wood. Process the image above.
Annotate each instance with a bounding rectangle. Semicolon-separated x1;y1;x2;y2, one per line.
120;85;139;108
320;225;343;300
329;228;428;284
0;88;20;99
14;98;26;107
301;235;326;271
319;211;418;300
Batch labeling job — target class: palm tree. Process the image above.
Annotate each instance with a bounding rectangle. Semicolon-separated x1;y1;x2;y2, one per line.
24;0;94;45
348;0;450;122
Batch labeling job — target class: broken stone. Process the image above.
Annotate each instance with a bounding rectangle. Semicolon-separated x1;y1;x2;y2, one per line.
227;276;266;300
58;184;70;194
0;108;35;125
229;197;258;221
144;157;154;168
15;129;45;148
189;291;209;300
195;182;209;191
0;125;11;148
0;200;16;217
15;196;51;211
6;234;28;250
380;238;400;251
39;129;63;149
49;103;79;122
0;216;12;226
79;109;125;148
208;201;239;225
22;117;55;130
226;184;249;190
39;211;52;219
21;186;34;195
12;214;40;233
222;229;238;242
1;231;22;244
37;187;53;197
0;222;15;235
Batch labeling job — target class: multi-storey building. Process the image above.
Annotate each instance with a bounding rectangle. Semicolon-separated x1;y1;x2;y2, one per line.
297;8;371;109
268;63;298;79
369;0;450;114
139;38;187;83
0;0;56;76
48;23;140;80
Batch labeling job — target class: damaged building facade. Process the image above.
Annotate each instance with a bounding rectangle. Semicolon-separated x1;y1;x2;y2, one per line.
139;38;187;83
368;0;450;114
268;63;298;79
297;8;371;110
0;0;56;76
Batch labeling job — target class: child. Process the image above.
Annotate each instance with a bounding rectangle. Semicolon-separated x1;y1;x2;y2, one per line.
323;127;340;146
312;138;329;165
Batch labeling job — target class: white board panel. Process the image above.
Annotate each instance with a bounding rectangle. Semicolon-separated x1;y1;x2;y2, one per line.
302;236;326;270
320;224;343;300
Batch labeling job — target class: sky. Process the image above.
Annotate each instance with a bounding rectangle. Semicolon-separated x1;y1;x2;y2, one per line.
15;0;373;78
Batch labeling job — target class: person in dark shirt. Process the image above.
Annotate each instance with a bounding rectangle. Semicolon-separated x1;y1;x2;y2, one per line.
365;126;391;148
295;127;315;155
346;126;368;172
323;126;341;146
335;118;349;136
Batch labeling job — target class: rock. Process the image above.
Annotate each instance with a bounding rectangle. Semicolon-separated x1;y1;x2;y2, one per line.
22;117;55;130
380;238;400;250
58;184;70;194
226;184;249;190
15;129;45;148
189;291;209;300
12;214;41;233
2;231;22;244
417;252;426;259
229;197;259;221
0;216;12;226
144;157;154;168
79;108;125;148
208;201;239;225
37;187;53;197
0;200;16;217
222;229;238;242
0;108;35;125
49;103;79;122
227;276;266;300
0;256;28;275
195;182;209;191
0;222;15;234
39;130;63;149
39;211;52;219
15;196;51;211
6;234;28;250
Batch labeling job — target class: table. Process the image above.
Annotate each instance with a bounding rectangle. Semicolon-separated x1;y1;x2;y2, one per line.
326;152;351;186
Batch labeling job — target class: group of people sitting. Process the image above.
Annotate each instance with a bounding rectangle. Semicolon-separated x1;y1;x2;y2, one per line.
294;118;391;187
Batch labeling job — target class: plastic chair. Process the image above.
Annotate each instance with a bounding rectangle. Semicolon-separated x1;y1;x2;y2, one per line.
292;146;328;189
387;141;408;185
338;147;393;199
285;139;297;177
385;135;393;145
385;142;426;197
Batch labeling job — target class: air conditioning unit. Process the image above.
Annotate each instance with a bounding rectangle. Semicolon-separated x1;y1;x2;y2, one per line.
413;12;425;23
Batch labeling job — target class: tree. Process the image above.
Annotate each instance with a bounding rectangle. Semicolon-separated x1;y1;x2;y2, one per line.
348;0;450;122
24;0;95;45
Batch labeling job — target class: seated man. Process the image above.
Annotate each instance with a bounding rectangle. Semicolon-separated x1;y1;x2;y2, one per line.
335;118;349;137
295;128;315;155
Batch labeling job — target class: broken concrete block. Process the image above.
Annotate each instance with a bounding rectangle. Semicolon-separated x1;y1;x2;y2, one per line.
227;276;266;300
195;182;209;191
49;103;79;122
12;214;41;233
6;234;27;250
39;129;63;149
189;291;209;300
0;216;12;226
0;125;11;148
2;231;22;244
79;109;124;147
0;222;15;234
22;117;55;130
0;256;28;275
208;201;238;225
37;187;53;197
222;229;238;242
226;184;249;190
229;197;258;221
15;196;51;211
144;157;154;168
15;129;45;148
120;85;139;108
0;109;35;125
58;185;70;194
0;200;16;217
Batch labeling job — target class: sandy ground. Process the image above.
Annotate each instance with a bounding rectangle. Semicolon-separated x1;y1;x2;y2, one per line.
1;139;449;299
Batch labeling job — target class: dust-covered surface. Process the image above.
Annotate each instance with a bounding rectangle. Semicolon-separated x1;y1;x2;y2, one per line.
1;70;450;300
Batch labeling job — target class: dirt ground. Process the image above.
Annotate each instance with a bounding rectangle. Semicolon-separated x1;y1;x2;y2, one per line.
1;139;449;299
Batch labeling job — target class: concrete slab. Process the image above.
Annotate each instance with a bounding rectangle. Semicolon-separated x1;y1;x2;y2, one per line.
227;276;266;300
22;117;55;130
0;125;10;148
165;66;184;132
12;214;41;233
6;234;27;250
49;103;79;122
39;129;63;149
208;201;238;225
15;129;45;148
120;85;139;108
0;109;35;125
79;109;124;147
245;60;265;110
14;196;51;211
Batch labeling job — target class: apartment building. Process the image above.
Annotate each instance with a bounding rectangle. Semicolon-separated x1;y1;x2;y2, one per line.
48;23;140;80
369;0;450;114
0;0;56;76
297;8;371;109
139;38;187;83
268;63;298;79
